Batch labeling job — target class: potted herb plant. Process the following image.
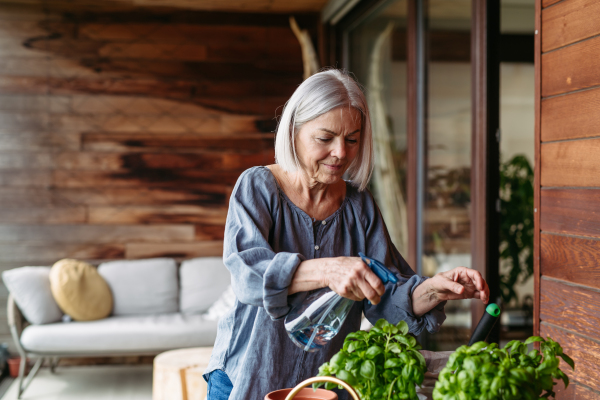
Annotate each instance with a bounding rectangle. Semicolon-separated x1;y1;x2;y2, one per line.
314;319;427;400
433;336;574;400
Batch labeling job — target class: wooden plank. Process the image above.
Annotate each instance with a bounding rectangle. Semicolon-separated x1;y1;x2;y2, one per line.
541;189;600;237
0;243;125;263
554;380;600;400
0;171;52;186
0;186;228;207
0;132;80;151
0;94;69;112
125;241;223;259
81;133;273;153
194;223;225;241
534;0;541;337
88;205;228;225
541;87;600;142
542;0;564;8
540;233;600;289
542;35;600;97
0;225;194;243
0;206;86;224
542;0;600;53
540;278;600;339
98;43;207;62
52;170;241;188
541;139;600;187
540;323;600;392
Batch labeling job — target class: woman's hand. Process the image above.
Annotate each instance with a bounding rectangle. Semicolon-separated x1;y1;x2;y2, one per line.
323;257;386;304
289;257;385;304
411;267;490;316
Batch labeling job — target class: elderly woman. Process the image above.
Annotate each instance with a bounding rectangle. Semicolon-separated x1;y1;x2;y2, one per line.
204;69;489;400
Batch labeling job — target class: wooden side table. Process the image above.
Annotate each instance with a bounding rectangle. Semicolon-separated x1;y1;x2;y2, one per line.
153;347;214;400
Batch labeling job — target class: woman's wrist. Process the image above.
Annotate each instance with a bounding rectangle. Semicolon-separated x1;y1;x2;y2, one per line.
288;258;331;295
411;278;442;317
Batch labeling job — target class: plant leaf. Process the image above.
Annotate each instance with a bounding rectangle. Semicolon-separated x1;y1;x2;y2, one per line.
524;336;545;345
559;353;575;370
360;360;376;380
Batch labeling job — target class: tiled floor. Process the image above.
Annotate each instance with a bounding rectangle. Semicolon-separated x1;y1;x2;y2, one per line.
0;365;152;400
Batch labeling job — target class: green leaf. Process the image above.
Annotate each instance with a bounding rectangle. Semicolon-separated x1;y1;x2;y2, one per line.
365;345;383;359
375;319;390;330
360;360;376;380
410;350;426;370
384;358;403;369
393;334;411;347
559;353;575;370
388;343;402;354
396;320;409;335
336;369;357;386
524;336;545;344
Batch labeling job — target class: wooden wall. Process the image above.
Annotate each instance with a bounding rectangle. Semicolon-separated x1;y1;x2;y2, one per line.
536;0;600;397
0;0;314;348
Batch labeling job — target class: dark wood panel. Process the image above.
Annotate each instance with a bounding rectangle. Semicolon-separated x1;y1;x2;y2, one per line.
53;170;241;188
540;323;600;392
541;87;600;142
78;23;298;46
125;241;223;259
542;0;600;52
194;223;225;240
535;0;541;337
542;35;600;97
541;189;600;237
540;233;600;289
0;243;125;263
88;205;228;225
82;133;273;153
541;140;600;187
0;225;194;243
540;278;600;339
0;151;272;171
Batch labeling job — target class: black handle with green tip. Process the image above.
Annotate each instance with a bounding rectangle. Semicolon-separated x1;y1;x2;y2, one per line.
468;303;501;345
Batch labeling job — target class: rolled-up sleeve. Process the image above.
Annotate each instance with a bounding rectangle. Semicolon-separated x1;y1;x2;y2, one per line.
224;169;305;320
359;191;446;335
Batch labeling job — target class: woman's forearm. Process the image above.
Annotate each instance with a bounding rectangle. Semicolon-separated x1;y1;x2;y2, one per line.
411;279;443;317
288;258;330;294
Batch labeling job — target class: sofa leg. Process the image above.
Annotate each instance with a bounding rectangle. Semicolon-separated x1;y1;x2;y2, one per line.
17;357;44;399
50;357;59;374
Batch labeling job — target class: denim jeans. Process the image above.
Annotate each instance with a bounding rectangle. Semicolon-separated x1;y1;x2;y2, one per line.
207;370;233;400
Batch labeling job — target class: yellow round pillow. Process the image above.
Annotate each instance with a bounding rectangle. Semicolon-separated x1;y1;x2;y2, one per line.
49;259;113;321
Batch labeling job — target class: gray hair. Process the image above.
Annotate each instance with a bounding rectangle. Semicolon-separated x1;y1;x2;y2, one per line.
274;69;373;191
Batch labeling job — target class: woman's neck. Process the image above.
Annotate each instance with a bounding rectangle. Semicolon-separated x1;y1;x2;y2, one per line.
266;165;346;220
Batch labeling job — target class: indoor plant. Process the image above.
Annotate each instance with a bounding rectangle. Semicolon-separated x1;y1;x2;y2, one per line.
314;319;426;400
432;336;574;400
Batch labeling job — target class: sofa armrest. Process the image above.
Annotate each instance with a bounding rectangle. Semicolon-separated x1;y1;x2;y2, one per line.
7;294;27;357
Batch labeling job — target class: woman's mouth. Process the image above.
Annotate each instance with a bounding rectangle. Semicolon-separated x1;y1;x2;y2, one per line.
323;163;343;171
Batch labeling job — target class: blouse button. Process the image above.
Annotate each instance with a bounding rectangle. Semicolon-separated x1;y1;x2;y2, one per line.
321;221;327;225
314;245;320;250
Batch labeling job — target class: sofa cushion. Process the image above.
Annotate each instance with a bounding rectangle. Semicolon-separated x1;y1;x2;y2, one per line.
20;313;218;354
179;257;231;314
49;259;113;321
98;258;178;316
2;267;63;325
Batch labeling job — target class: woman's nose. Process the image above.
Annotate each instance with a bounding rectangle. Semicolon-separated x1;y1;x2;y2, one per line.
331;140;346;159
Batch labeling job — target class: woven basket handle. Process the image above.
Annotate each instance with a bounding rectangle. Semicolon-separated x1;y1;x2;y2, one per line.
284;376;360;400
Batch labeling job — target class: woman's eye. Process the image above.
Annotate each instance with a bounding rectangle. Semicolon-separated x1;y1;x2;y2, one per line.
317;138;332;143
346;138;358;144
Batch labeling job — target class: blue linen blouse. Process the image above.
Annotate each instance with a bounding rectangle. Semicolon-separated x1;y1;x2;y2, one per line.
204;166;446;400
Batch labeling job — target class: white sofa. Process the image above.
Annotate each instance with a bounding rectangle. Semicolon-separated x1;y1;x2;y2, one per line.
3;257;231;399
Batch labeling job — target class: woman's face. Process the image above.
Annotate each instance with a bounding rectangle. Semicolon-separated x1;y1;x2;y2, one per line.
295;106;362;186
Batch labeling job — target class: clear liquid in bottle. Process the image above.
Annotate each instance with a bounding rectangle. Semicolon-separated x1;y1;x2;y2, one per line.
284;288;354;352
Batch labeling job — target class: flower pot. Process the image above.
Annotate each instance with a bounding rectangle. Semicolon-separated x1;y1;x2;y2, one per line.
268;377;359;400
7;358;28;378
265;388;337;400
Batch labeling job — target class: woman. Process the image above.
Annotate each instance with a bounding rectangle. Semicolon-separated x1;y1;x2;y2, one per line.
204;69;489;400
